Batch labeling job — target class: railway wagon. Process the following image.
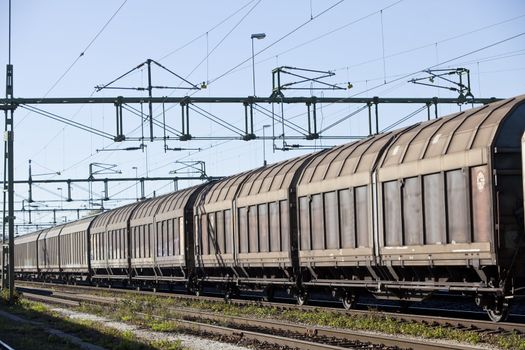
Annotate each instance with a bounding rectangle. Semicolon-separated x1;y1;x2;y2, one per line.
194;156;318;297
295;129;406;307
374;95;525;321
58;216;95;280
38;226;60;276
193;171;253;293
129;185;203;286
90;203;138;280
14;230;41;276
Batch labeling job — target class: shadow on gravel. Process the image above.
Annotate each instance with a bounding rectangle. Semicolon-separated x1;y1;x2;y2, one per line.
0;299;164;350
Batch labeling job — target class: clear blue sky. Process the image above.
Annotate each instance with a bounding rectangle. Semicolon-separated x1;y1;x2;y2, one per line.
1;0;525;231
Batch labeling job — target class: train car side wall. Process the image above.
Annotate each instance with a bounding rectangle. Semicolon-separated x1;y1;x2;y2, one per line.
492;102;525;289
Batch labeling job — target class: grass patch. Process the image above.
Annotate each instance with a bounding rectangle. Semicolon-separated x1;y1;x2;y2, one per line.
0;289;21;305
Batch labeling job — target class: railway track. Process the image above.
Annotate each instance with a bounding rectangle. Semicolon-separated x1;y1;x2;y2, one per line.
0;340;15;350
16;280;525;336
19;287;482;350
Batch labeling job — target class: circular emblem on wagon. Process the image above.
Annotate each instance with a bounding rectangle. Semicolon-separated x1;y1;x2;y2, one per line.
476;170;486;192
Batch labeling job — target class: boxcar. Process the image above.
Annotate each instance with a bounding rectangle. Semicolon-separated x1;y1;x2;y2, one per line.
59;216;96;280
150;186;204;286
38;227;60;276
233;155;318;298
193;171;253;292
295;130;406;306
90;203;139;280
374;95;525;320
14;230;41;275
130;185;203;286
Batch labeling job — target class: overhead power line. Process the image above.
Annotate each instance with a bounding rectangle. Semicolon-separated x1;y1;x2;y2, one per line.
15;0;128;128
157;0;259;61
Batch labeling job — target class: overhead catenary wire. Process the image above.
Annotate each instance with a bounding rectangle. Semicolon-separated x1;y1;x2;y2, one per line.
44;0;129;96
269;0;403;67
157;0;259;61
19;105;114;140
182;0;263;82
318;104;369;134
188;105;246;136
381;105;427;132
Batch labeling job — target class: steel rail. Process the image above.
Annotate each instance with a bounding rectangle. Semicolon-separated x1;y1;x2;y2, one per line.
0;340;15;350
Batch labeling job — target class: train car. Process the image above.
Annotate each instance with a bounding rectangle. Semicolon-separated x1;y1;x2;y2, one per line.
14;230;42;277
193;154;319;298
90;203;139;280
37;227;59;277
59;216;96;281
295;129;407;307
193;171;253;294
233;155;319;299
149;186;204;287
129;185;204;287
374;95;525;321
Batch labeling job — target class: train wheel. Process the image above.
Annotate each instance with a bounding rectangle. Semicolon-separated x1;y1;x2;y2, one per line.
263;286;274;302
341;294;356;310
487;304;509;322
296;291;309;306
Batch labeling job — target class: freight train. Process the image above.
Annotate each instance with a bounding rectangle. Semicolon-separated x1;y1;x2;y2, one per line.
9;94;525;322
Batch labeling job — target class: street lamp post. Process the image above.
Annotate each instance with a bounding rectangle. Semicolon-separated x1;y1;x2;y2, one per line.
262;124;270;166
57;187;63;209
250;33;266;96
132;166;138;200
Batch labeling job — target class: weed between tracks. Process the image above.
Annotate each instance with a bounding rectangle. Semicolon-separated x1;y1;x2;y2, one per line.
77;293;525;350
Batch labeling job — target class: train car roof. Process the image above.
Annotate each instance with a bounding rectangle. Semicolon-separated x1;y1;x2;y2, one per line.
237;154;313;197
90;202;140;230
60;215;97;235
376;94;525;179
297;128;407;186
130;185;203;221
197;170;253;205
14;230;44;244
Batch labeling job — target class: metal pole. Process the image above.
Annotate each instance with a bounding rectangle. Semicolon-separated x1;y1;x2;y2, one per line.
251;38;256;96
147;59;153;141
1;111;6;290
6;107;14;302
5;0;15;299
263;127;266;166
28;159;33;202
132;167;138;200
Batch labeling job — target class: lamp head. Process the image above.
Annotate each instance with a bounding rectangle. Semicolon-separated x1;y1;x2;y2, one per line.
251;33;266;40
